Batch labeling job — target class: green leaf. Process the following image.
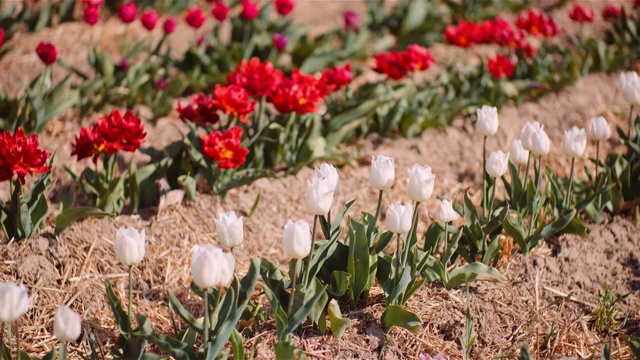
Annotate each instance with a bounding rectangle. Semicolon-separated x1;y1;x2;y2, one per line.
347;219;371;307
230;329;245;360
328;299;350;339
55;207;113;237
621;334;640;359
381;305;421;334
445;262;507;290
104;281;130;335
284;284;327;335
167;290;203;333
274;342;307;360
327;270;350;297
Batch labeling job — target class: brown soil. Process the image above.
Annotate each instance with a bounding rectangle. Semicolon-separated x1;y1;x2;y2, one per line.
0;1;639;360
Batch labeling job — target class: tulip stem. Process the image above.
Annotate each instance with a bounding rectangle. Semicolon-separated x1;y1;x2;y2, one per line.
629;105;634;140
14;321;18;358
203;289;210;343
488;180;497;219
373;190;384;228
524;153;531;187
60;342;67;360
565;157;576;209
403;202;420;270
394;233;402;287
288;259;300;316
595;141;600;183
7;322;11;359
443;222;449;266
302;215;318;289
482;136;487;219
128;265;133;331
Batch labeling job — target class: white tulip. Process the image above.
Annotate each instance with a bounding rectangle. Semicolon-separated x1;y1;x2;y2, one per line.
369;155;395;190
588;116;611;142
520;121;543;151
620;71;640;105
282;220;312;259
0;282;29;323
406;164;436;202
530;127;550;156
510;139;529;166
304;176;334;215
54;306;82;342
215;211;243;249
434;199;458;223
486;151;510;178
386;203;413;234
115;227;146;267
563;126;587;158
475;105;499;136
315;163;340;194
191;245;235;289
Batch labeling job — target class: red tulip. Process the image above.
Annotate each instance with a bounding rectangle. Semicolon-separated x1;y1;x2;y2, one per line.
163;17;176;34
275;0;294;16
0;28;5;48
602;5;623;21
72;110;146;163
118;2;137;24
213;84;256;124
36;42;57;65
241;0;259;21
211;2;229;22
568;5;595;23
269;69;324;114
343;10;358;31
185;7;206;29
487;55;515;80
515;9;559;38
272;33;288;52
227;57;284;98
0;128;51;185
140;10;158;31
320;62;352;93
176;93;219;125
83;5;100;25
201;126;249;169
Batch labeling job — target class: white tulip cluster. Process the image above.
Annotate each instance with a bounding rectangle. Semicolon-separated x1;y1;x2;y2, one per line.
620;71;640;138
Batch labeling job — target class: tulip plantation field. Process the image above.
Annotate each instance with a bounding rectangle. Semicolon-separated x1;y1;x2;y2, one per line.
2;1;640;360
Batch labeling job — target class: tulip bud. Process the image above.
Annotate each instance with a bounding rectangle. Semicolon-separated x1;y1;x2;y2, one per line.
386;203;413;234
563;126;587;158
185;7;206;29
163;17;176;34
486;150;510;178
118;2;137;24
510;139;529;166
0;282;30;323
530;127;550;156
191;245;235;288
215;211;243;249
83;5;100;26
304;176;334;215
406;164;436;202
315;162;339;194
54;306;82;342
343;10;359;31
475;105;499;136
275;0;294;16
36;42;57;66
273;33;288;52
369;155;395;190
240;0;259;20
588;116;611;142
0;29;4;48
115;227;146;266
620;71;640;106
211;2;229;21
282;220;312;259
140;10;158;31
519;121;542;151
434;199;458;223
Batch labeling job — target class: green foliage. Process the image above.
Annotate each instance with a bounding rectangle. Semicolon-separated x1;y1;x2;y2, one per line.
594;284;629;333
